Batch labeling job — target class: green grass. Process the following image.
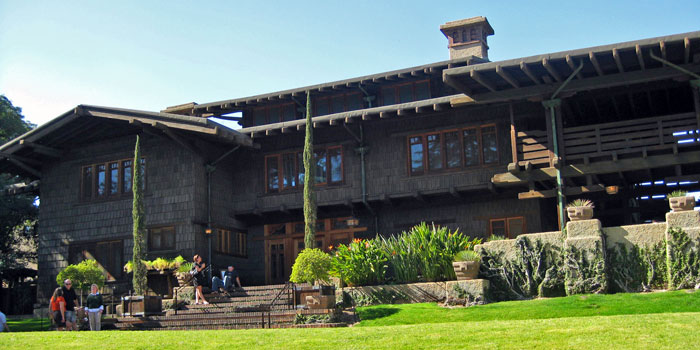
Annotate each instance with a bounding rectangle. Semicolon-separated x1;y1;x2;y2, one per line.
5;318;51;332
1;313;699;349
357;289;700;326
2;291;700;349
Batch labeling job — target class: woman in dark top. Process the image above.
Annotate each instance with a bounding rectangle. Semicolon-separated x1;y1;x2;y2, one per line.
191;254;209;305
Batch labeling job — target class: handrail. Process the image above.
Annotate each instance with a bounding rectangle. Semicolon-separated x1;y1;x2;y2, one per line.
261;281;296;328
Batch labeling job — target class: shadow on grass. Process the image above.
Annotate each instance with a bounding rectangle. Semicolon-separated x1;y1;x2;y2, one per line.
358;307;400;322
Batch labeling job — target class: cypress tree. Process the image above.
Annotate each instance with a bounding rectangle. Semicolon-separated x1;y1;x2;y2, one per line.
132;135;147;295
303;91;317;249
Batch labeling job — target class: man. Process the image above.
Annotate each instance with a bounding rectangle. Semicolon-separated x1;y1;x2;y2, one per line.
61;279;80;331
211;265;242;293
0;309;9;332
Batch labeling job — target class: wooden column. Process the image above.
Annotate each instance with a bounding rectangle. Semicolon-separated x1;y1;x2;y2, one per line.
509;104;518;165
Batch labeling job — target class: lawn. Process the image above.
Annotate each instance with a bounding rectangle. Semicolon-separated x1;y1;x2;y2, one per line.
6;318;51;332
356;289;700;326
2;290;699;349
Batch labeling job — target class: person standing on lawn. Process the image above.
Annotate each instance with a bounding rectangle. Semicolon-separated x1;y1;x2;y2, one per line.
85;284;103;331
0;309;9;332
61;279;79;331
50;287;66;331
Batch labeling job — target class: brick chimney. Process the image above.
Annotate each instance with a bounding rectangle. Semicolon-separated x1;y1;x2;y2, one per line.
440;17;494;60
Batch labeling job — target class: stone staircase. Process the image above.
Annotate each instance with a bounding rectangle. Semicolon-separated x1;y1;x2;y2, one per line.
109;283;343;331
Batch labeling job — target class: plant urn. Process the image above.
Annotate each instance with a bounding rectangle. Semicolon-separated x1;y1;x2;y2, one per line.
566;206;594;221
669;195;696;212
453;261;480;280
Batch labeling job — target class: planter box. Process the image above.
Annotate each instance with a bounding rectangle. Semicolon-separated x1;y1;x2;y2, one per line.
453;261;480;280
121;295;162;316
669;196;696;212
305;294;336;309
567;206;594;221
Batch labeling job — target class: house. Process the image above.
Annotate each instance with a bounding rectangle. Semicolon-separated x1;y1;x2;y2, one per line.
1;17;699;302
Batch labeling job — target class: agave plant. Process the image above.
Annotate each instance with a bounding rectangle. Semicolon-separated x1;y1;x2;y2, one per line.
567;198;594;208
178;262;193;273
454;250;481;262
668;190;688;198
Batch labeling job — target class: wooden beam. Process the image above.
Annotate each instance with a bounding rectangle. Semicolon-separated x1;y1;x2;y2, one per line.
7;158;41;178
153;122;202;157
470;70;497;92
362;113;373;121
566;55;584;79
0;152;41;166
542;57;563;82
344;116;355;124
509;104;518;164
496;65;520;88
636;45;646;70
612;48;625;73
518;184;605;199
265;129;279;136
685;37;691;64
589;52;604;76
443;73;472;95
520;61;541;85
493;149;700;186
18;140;62;158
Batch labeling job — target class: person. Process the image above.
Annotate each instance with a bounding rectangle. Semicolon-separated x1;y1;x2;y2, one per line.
85;284;103;331
191;254;209;305
61;279;79;331
0;309;9;332
212;265;242;293
49;287;66;331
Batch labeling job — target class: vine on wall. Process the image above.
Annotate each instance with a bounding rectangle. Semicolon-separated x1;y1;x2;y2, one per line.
564;240;607;295
667;227;700;289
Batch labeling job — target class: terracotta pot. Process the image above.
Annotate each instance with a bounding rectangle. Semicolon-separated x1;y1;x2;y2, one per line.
453;261;480;280
669;196;696;212
567;206;594;221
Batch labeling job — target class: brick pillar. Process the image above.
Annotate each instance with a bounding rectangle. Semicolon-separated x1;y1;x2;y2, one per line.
665;210;700;289
564;219;608;295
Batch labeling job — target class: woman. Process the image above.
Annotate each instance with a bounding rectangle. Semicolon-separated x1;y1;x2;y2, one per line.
49;287;65;331
191;254;209;305
85;284;103;331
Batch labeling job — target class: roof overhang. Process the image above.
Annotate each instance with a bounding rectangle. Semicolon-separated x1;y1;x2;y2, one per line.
443;31;700;105
0;105;255;179
238;94;459;138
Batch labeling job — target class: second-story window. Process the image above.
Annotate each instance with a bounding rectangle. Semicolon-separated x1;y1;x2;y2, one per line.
81;157;145;201
381;80;431;106
265;146;343;193
252;104;296;126
407;124;498;176
314;93;363;116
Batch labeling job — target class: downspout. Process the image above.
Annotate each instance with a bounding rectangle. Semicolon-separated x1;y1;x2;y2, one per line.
357;123;379;234
543;61;584;230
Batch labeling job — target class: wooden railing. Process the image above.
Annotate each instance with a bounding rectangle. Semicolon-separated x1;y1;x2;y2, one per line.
515;112;698;167
563;112;697;160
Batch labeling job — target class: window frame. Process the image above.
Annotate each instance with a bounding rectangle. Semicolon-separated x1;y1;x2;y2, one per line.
69;239;124;281
314;92;364;116
489;216;527;239
80;156;145;202
215;228;248;258
407;124;498;176
380;79;431;106
252;103;296;126
265;145;344;193
147;225;176;252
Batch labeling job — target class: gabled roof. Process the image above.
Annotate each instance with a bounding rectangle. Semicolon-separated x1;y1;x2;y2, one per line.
175;58;485;117
0;105;254;179
443;31;700;104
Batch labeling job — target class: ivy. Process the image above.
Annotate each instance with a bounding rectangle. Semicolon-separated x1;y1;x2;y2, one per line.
564;240;607;295
667;227;700;289
343;287;409;306
608;241;667;293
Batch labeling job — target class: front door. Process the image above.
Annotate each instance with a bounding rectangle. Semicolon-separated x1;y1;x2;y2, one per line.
268;240;287;284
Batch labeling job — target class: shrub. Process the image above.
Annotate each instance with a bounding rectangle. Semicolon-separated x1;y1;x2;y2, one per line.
330;239;387;286
376;234;420;283
178;262;193;273
56;260;106;302
151;257;171;272
290;248;332;284
454;250;481;262
404;223;480;281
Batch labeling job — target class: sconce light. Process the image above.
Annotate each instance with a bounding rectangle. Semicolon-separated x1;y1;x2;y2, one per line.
606;186;619;195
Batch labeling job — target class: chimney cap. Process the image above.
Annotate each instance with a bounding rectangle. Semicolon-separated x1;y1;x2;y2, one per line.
440;16;494;36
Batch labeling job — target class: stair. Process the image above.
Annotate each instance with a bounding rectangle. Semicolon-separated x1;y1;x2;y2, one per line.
109;283;344;330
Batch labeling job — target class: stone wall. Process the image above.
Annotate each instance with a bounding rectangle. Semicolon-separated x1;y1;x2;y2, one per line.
340;280;489;306
474;208;700;301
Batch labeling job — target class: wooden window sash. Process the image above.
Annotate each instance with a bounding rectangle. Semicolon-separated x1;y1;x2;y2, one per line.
327;145;343;185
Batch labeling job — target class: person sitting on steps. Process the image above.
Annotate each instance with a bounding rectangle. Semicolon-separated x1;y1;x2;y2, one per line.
211;265;242;294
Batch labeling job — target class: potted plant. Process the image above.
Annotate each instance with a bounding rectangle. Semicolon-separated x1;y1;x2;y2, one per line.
668;190;696;212
452;250;481;280
290;248;335;309
566;199;594;221
176;262;193;287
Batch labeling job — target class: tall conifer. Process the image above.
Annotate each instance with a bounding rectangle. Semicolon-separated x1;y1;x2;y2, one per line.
303;91;317;249
132;135;147;294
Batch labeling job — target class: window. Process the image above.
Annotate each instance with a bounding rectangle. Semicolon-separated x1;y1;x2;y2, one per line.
216;229;247;257
489;217;526;239
265;146;343;192
81;157;145;201
252;104;296;126
380;80;431;106
148;226;176;251
69;240;123;281
408;125;498;175
314;93;363;116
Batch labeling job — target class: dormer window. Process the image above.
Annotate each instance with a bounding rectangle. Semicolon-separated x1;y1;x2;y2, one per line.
380;80;431;106
314;92;363;116
252;104;296;126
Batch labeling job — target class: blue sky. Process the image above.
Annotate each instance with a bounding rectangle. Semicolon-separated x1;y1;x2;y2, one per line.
1;1;699;127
